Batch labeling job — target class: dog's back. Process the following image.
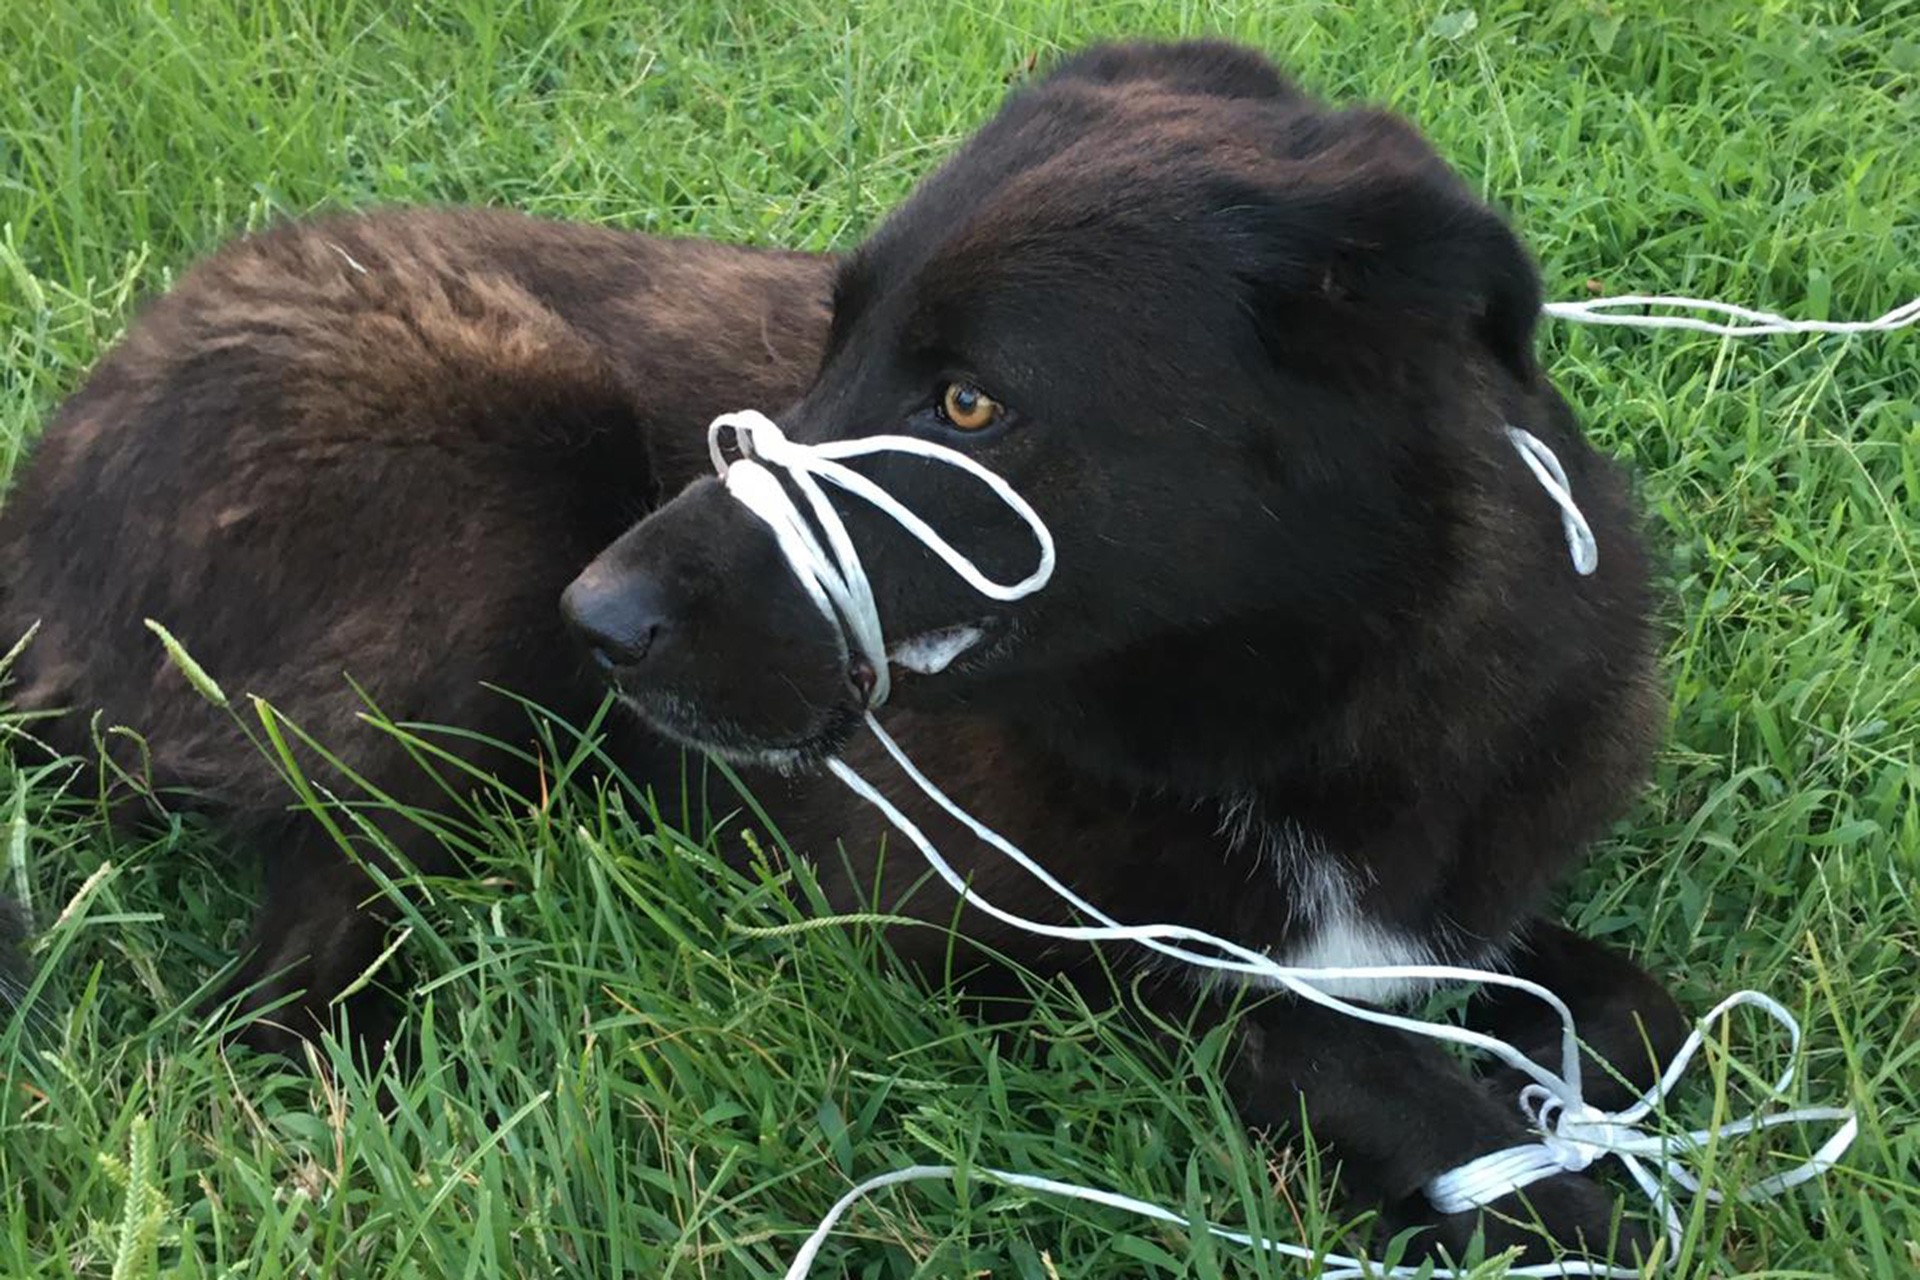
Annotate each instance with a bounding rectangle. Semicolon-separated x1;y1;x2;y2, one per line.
0;207;832;1044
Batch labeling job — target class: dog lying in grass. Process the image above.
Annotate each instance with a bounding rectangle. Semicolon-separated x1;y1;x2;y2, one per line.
0;39;1687;1267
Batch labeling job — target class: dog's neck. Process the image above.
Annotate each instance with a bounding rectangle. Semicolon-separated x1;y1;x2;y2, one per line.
994;614;1387;805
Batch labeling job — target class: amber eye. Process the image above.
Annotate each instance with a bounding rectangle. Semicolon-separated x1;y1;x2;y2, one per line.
939;381;1003;431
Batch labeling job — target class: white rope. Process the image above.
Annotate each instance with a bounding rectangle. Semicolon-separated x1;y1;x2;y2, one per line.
1506;426;1597;575
1544;293;1920;337
703;400;1859;1277
785;1162;1628;1280
1507;291;1919;574
709;414;1054;708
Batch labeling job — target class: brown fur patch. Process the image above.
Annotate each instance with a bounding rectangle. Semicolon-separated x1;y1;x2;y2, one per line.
0;206;833;1047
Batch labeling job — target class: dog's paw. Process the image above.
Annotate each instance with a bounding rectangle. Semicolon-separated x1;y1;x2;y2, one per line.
1392;1172;1655;1272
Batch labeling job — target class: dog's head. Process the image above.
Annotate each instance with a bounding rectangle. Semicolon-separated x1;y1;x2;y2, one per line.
564;40;1547;770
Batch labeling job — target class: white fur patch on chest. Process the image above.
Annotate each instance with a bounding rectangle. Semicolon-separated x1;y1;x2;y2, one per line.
1269;869;1448;1004
1221;802;1501;1006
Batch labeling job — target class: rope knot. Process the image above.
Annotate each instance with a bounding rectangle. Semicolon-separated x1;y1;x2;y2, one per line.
1424;990;1858;1237
1525;1089;1636;1174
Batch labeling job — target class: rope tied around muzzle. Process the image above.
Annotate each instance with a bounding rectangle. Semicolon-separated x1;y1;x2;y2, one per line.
708;412;1054;709
701;407;1857;1278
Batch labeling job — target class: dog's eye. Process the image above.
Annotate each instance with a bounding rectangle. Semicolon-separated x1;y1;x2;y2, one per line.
939;382;1003;432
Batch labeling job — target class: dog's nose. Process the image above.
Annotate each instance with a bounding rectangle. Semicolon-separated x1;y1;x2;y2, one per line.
561;567;668;671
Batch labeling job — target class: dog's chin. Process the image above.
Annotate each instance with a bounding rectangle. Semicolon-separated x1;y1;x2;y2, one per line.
606;622;1009;767
614;689;863;776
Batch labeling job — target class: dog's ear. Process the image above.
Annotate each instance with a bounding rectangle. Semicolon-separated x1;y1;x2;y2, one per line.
1229;108;1543;378
1038;39;1298;102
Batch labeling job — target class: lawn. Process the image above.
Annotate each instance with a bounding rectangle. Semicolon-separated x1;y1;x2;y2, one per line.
2;0;1916;1276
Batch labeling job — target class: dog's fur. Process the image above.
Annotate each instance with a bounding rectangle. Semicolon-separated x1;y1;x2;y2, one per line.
0;209;834;1048
0;40;1688;1266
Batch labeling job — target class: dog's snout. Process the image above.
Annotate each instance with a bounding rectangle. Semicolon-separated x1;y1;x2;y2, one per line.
561;567;668;671
558;477;869;759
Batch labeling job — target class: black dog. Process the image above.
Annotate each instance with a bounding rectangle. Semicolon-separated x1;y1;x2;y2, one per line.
1;40;1686;1267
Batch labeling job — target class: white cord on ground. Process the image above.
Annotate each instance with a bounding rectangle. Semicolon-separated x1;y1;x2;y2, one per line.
707;380;1860;1276
785;1162;1619;1280
1543;293;1920;337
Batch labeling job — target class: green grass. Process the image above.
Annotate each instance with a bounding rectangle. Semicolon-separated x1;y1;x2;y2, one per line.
2;0;1916;1275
